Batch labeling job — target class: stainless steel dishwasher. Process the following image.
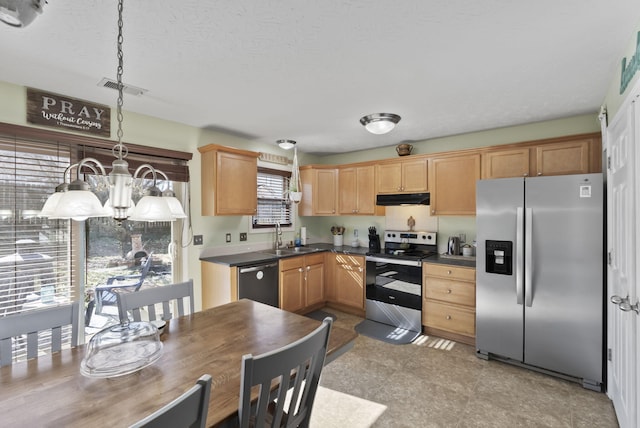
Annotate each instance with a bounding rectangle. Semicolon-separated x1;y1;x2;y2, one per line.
237;262;279;307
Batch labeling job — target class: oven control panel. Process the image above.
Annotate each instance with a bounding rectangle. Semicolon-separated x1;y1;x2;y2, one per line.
384;230;437;245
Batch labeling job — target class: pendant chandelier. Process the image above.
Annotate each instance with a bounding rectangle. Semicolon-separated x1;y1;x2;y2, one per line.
40;0;186;223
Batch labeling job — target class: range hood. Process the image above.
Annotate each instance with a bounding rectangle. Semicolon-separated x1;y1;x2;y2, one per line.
376;192;430;206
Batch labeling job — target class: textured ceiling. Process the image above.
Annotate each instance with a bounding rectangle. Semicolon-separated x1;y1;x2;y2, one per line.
1;1;639;155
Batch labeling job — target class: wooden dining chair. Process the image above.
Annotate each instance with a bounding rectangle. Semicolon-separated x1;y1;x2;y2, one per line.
238;317;333;428
116;279;194;323
0;301;79;367
129;374;212;428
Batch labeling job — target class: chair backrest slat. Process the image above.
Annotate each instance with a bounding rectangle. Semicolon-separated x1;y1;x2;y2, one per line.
0;302;79;367
117;280;195;323
238;317;333;428
129;374;212;428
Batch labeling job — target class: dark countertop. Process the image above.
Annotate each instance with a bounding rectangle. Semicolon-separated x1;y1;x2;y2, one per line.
199;243;370;267
424;254;477;268
200;244;474;268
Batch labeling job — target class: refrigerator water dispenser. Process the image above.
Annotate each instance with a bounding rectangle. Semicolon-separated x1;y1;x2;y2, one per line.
485;240;513;275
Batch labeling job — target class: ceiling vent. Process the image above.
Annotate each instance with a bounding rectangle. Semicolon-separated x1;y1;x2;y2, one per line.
97;78;147;96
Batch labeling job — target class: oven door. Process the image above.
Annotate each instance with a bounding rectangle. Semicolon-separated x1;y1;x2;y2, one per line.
365;256;422;310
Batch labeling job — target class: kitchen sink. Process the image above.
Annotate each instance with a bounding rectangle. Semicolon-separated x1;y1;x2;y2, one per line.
260;247;320;257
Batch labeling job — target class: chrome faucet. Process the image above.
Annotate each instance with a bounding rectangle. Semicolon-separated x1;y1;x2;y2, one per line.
274;223;283;249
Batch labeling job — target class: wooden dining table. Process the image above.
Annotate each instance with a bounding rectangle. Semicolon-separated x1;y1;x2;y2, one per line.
0;299;357;427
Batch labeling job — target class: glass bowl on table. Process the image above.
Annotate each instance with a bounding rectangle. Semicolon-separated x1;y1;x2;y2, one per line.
80;321;163;378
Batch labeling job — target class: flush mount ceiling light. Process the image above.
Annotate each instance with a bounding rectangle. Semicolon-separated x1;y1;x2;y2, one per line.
277;139;296;150
0;0;45;28
39;0;186;223
359;113;401;135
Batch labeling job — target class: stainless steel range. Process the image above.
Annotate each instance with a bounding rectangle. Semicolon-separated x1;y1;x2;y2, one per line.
363;230;437;337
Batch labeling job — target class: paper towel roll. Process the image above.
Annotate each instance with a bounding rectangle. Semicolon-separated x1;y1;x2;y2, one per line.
301;227;307;245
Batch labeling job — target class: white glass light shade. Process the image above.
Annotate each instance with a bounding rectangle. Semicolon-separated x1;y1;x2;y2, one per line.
365;121;396;134
0;0;44;28
128;196;175;222
359;113;401;135
163;196;187;219
50;190;109;221
39;192;64;217
277;139;296;150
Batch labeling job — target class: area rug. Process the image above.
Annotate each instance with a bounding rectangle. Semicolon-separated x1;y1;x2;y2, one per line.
311;386;387;427
305;309;337;322
354;319;421;345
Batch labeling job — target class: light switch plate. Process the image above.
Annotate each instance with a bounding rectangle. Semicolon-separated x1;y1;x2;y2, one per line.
225;233;231;243
240;233;247;241
193;235;203;245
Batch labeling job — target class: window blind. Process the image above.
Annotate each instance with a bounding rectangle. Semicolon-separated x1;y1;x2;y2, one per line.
0;137;78;362
253;168;292;228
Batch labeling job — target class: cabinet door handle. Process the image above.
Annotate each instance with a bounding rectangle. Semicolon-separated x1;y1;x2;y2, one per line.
447;270;452;275
358;267;363;272
446;289;452;294
446;315;452;320
298;268;304;273
537;172;542;176
306;266;311;271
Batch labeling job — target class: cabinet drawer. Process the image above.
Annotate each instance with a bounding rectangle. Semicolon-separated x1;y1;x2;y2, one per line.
280;256;303;271
424;277;475;307
423;263;475;281
305;253;324;266
423;301;475;337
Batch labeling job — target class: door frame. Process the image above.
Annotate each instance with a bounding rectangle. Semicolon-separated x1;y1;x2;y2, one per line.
602;78;640;428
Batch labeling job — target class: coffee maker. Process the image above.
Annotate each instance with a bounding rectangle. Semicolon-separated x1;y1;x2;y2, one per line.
368;226;381;253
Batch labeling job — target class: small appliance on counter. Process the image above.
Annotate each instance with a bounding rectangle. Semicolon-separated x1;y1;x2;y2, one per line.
368;226;381;253
447;236;460;255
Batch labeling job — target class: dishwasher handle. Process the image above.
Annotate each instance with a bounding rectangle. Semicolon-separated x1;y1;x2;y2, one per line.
239;262;278;274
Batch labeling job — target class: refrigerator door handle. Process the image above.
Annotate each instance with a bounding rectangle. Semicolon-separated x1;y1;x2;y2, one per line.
516;207;524;305
525;207;533;307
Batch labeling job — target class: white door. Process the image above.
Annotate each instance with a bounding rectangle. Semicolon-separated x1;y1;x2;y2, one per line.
605;88;639;428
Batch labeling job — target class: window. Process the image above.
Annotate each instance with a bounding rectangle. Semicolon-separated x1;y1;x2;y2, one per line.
252;167;292;228
0;122;192;359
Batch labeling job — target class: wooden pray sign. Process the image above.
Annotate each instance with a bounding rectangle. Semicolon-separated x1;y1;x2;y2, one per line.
26;88;111;137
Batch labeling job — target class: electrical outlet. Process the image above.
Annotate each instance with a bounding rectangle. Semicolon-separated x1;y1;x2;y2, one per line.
193;234;203;245
459;233;466;243
225;233;231;243
240;232;247;241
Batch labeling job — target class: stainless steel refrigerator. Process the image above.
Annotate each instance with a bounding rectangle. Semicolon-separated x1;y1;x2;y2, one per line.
476;173;604;390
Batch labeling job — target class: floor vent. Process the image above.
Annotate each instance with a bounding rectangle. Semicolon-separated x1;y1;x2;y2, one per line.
97;78;147;96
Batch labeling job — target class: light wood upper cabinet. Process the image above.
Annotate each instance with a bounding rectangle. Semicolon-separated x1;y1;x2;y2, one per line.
481;134;601;180
198;144;259;216
338;165;376;215
429;153;480;216
534;140;590;176
376;158;428;194
299;166;338;216
482;148;531;179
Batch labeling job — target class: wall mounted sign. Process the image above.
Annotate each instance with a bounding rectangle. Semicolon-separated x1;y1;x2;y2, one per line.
620;32;640;94
26;88;111;137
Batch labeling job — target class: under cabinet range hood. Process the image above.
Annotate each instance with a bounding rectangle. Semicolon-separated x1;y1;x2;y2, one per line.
376;193;430;206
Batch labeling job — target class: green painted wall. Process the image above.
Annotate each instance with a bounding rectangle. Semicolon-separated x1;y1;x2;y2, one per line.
603;19;640;119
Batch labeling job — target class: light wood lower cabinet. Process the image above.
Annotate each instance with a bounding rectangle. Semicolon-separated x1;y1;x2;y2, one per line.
201;262;238;310
423;263;476;345
279;254;324;313
325;253;365;315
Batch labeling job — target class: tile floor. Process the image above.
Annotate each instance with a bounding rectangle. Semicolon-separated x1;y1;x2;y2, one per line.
319;308;618;428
